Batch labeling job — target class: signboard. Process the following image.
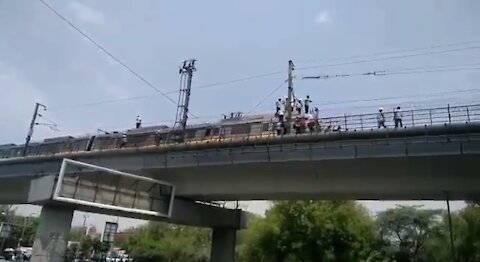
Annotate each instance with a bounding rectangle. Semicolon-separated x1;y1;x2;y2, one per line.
102;222;118;243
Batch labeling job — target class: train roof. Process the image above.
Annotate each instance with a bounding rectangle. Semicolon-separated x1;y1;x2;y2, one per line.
43;136;75;143
127;124;169;135
219;113;275;125
0;143;16;149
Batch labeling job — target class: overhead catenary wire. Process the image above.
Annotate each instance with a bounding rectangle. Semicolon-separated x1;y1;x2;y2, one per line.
37;113;59;127
296;45;480;71
295;39;480;64
314;88;480;107
4;64;479;123
47;71;285;112
38;0;200;118
319;96;480;116
247;86;480;114
301;64;480;80
246;80;287;115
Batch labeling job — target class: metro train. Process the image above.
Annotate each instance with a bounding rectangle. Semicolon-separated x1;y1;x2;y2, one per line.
0;113;278;159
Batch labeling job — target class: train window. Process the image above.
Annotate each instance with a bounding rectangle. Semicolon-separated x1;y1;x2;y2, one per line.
205;128;212;137
262;123;270;131
230;124;250;135
186;130;196;139
213;128;220;136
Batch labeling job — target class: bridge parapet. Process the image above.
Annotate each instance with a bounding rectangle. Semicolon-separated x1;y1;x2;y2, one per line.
322;104;480;131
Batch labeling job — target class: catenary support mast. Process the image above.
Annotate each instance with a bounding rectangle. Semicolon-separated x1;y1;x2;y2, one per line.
174;59;196;141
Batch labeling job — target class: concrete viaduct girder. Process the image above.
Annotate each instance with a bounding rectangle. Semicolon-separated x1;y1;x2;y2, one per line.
1;129;480;201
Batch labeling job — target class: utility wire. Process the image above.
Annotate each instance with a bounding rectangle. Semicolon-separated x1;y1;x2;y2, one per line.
195;71;284;90
387;67;480;76
246;80;287;114
48;71;284;112
38;0;200;118
296;46;480;71
296;39;480;64
301;64;480;80
315;88;480;107
37;113;59;127
320;96;480;115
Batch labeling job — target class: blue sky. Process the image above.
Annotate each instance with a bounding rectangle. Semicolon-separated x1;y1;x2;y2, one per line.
1;0;478;230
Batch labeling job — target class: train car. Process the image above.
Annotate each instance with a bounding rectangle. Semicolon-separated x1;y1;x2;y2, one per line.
0;144;17;158
35;136;75;156
0;113;278;158
125;125;169;147
218;113;275;138
0;143;41;159
91;132;124;151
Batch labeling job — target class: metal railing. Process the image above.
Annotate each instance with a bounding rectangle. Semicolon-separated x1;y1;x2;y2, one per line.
3;103;480;159
320;104;480;132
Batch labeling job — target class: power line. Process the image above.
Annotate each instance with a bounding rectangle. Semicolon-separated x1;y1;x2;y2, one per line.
296;39;480;64
37;113;59;127
301;64;480;80
37;0;195;116
315;88;480;107
320;96;480;115
47;71;284;112
387;66;480;76
296;46;480;71
195;71;284;90
246;80;287;115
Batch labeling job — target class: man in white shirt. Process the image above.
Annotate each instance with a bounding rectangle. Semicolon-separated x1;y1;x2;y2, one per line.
304;95;312;113
394;106;403;128
275;98;282;115
295;99;302;115
136;116;142;128
377;108;386;128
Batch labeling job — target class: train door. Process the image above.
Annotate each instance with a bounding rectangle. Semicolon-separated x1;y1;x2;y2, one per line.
205;127;212;137
86;136;96;151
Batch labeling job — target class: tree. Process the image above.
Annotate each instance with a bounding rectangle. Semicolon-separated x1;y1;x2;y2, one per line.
376;205;442;262
240;201;379;262
123;222;211;262
424;204;480;262
455;204;480;261
70;226;86;242
80;235;94;258
65;242;79;261
0;207;39;248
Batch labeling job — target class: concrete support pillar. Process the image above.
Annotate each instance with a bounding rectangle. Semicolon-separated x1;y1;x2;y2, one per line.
31;205;74;262
210;228;236;262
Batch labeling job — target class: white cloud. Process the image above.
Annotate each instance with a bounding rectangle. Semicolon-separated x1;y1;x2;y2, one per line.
68;1;106;25
315;10;331;25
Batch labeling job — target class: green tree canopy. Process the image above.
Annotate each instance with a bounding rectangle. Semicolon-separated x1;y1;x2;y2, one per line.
123;222;211;262
240;201;378;262
376;205;442;261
